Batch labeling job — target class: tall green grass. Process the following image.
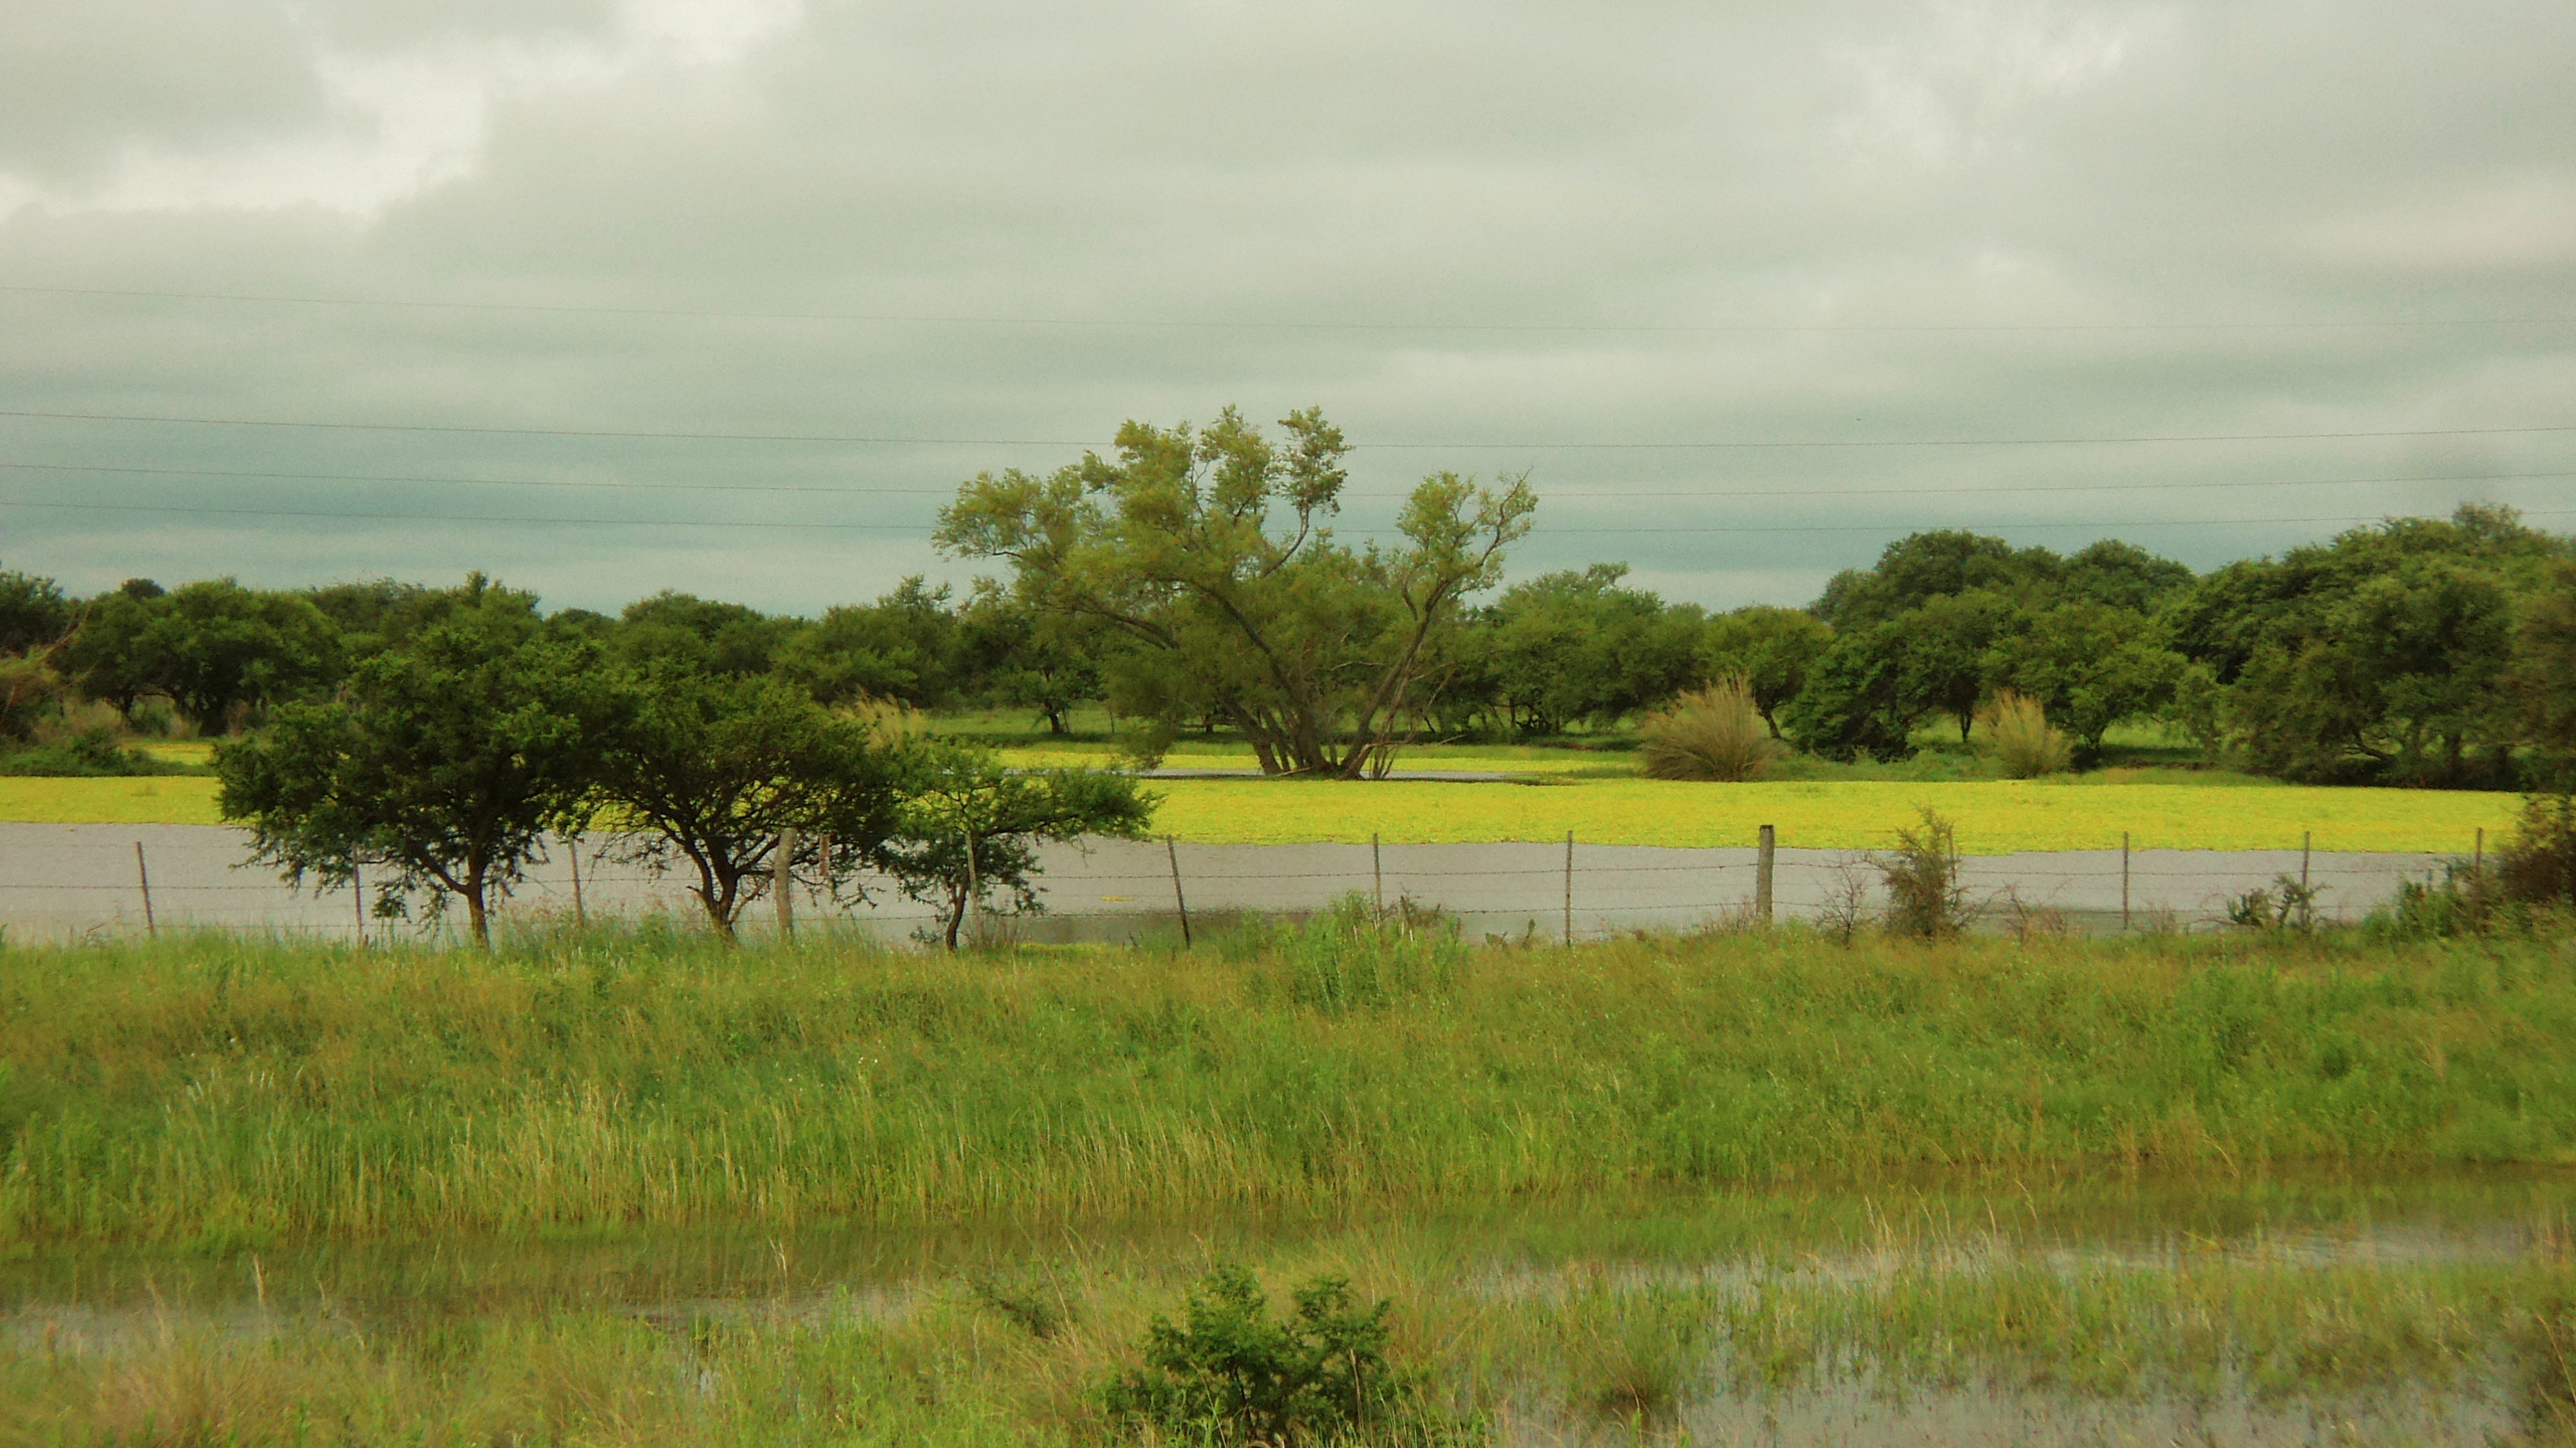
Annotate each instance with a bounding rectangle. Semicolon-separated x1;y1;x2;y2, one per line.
5;920;2575;1246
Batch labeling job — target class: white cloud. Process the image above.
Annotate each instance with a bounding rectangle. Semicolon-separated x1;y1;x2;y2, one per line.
1835;1;2172;166
0;0;802;220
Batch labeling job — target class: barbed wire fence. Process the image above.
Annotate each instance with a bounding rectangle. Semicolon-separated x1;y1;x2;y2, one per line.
0;823;2484;949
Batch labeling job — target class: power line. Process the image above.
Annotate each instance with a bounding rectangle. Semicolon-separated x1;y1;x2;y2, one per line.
5;458;2571;503
9;281;2572;333
6;407;2573;451
9;496;2566;536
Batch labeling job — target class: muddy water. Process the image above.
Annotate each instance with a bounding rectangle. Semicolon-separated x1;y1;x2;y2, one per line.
6;1169;2570;1445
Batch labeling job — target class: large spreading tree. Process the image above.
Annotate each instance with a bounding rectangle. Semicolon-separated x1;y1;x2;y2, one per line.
938;408;1534;777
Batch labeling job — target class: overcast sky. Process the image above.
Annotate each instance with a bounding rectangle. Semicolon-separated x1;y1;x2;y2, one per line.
3;0;2571;616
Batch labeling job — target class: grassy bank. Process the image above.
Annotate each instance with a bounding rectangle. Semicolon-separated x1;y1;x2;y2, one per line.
5;924;2574;1248
0;772;2519;851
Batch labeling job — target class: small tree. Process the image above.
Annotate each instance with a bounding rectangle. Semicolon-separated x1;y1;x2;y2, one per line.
216;604;600;948
589;668;908;940
877;739;1156;949
1700;605;1830;739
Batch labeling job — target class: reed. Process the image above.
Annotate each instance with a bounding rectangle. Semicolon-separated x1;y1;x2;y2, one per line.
4;921;2574;1247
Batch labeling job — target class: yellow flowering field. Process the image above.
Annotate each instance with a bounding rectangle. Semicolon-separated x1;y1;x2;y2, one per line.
0;772;2517;853
0;776;225;824
1148;777;2517;853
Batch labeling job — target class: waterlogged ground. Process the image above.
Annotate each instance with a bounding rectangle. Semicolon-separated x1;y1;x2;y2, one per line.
6;1170;2573;1445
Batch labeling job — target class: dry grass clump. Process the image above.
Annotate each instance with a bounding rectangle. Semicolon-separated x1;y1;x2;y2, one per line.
1978;691;2072;779
1640;678;1784;782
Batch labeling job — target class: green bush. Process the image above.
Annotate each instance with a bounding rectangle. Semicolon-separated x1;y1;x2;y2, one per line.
0;726;182;777
1099;1265;1477;1446
1640;678;1783;782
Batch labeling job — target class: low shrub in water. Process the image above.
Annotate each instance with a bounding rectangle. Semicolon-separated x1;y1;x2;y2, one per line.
1099;1265;1480;1446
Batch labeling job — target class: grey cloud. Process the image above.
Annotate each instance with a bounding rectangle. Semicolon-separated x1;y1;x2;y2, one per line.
1;0;2570;613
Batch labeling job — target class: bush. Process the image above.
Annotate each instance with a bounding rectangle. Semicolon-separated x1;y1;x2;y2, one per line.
1098;1266;1478;1446
1640;677;1784;782
1287;893;1465;1014
1978;690;2072;778
2500;794;2576;911
1878;808;1971;939
0;725;181;777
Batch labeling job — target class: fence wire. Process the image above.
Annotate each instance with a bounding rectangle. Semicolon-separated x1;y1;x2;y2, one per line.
0;825;2483;947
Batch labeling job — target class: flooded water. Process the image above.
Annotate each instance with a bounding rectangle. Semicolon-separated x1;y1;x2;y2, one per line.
6;1168;2570;1445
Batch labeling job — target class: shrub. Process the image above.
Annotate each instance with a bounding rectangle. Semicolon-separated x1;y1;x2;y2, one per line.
1640;677;1783;782
1978;690;2072;779
1287;893;1465;1014
1098;1266;1478;1446
1878;807;1971;939
2499;794;2576;911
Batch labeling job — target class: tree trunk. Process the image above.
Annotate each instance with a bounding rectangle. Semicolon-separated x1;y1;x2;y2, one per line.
942;881;969;950
464;862;491;949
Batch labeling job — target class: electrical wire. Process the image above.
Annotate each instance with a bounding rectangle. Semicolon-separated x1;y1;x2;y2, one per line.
10;281;2574;332
6;407;2573;450
8;496;2569;535
4;459;2568;502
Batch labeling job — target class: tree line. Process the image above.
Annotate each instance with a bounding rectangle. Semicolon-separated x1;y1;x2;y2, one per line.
5;408;2573;793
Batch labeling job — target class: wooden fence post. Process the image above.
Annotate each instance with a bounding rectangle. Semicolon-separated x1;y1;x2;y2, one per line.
352;861;365;946
1372;832;1383;916
133;841;156;939
774;826;799;944
2121;831;2131;933
1563;831;1575;946
1756;824;1775;926
1166;836;1192;948
568;836;587;929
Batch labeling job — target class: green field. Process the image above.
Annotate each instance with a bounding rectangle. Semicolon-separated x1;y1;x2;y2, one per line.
8;924;2570;1247
8;923;2576;1444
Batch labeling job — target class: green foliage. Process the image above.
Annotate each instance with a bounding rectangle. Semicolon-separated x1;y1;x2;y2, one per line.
214;598;603;948
1986;599;2183;759
2519;559;2576;790
1466;564;1703;737
0;565;73;653
590;667;909;939
2498;793;2576;911
1977;690;2072;778
2168;505;2564;786
875;738;1157;949
612;589;799;677
1814;530;2063;632
0;726;182;777
775;576;967;709
1698;604;1830;738
938;407;1535;777
1781;620;1922;762
64;576;341;732
1639;678;1784;781
2225;873;2325;934
1877;807;1971;939
1100;1266;1473;1447
1897;590;2014;743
